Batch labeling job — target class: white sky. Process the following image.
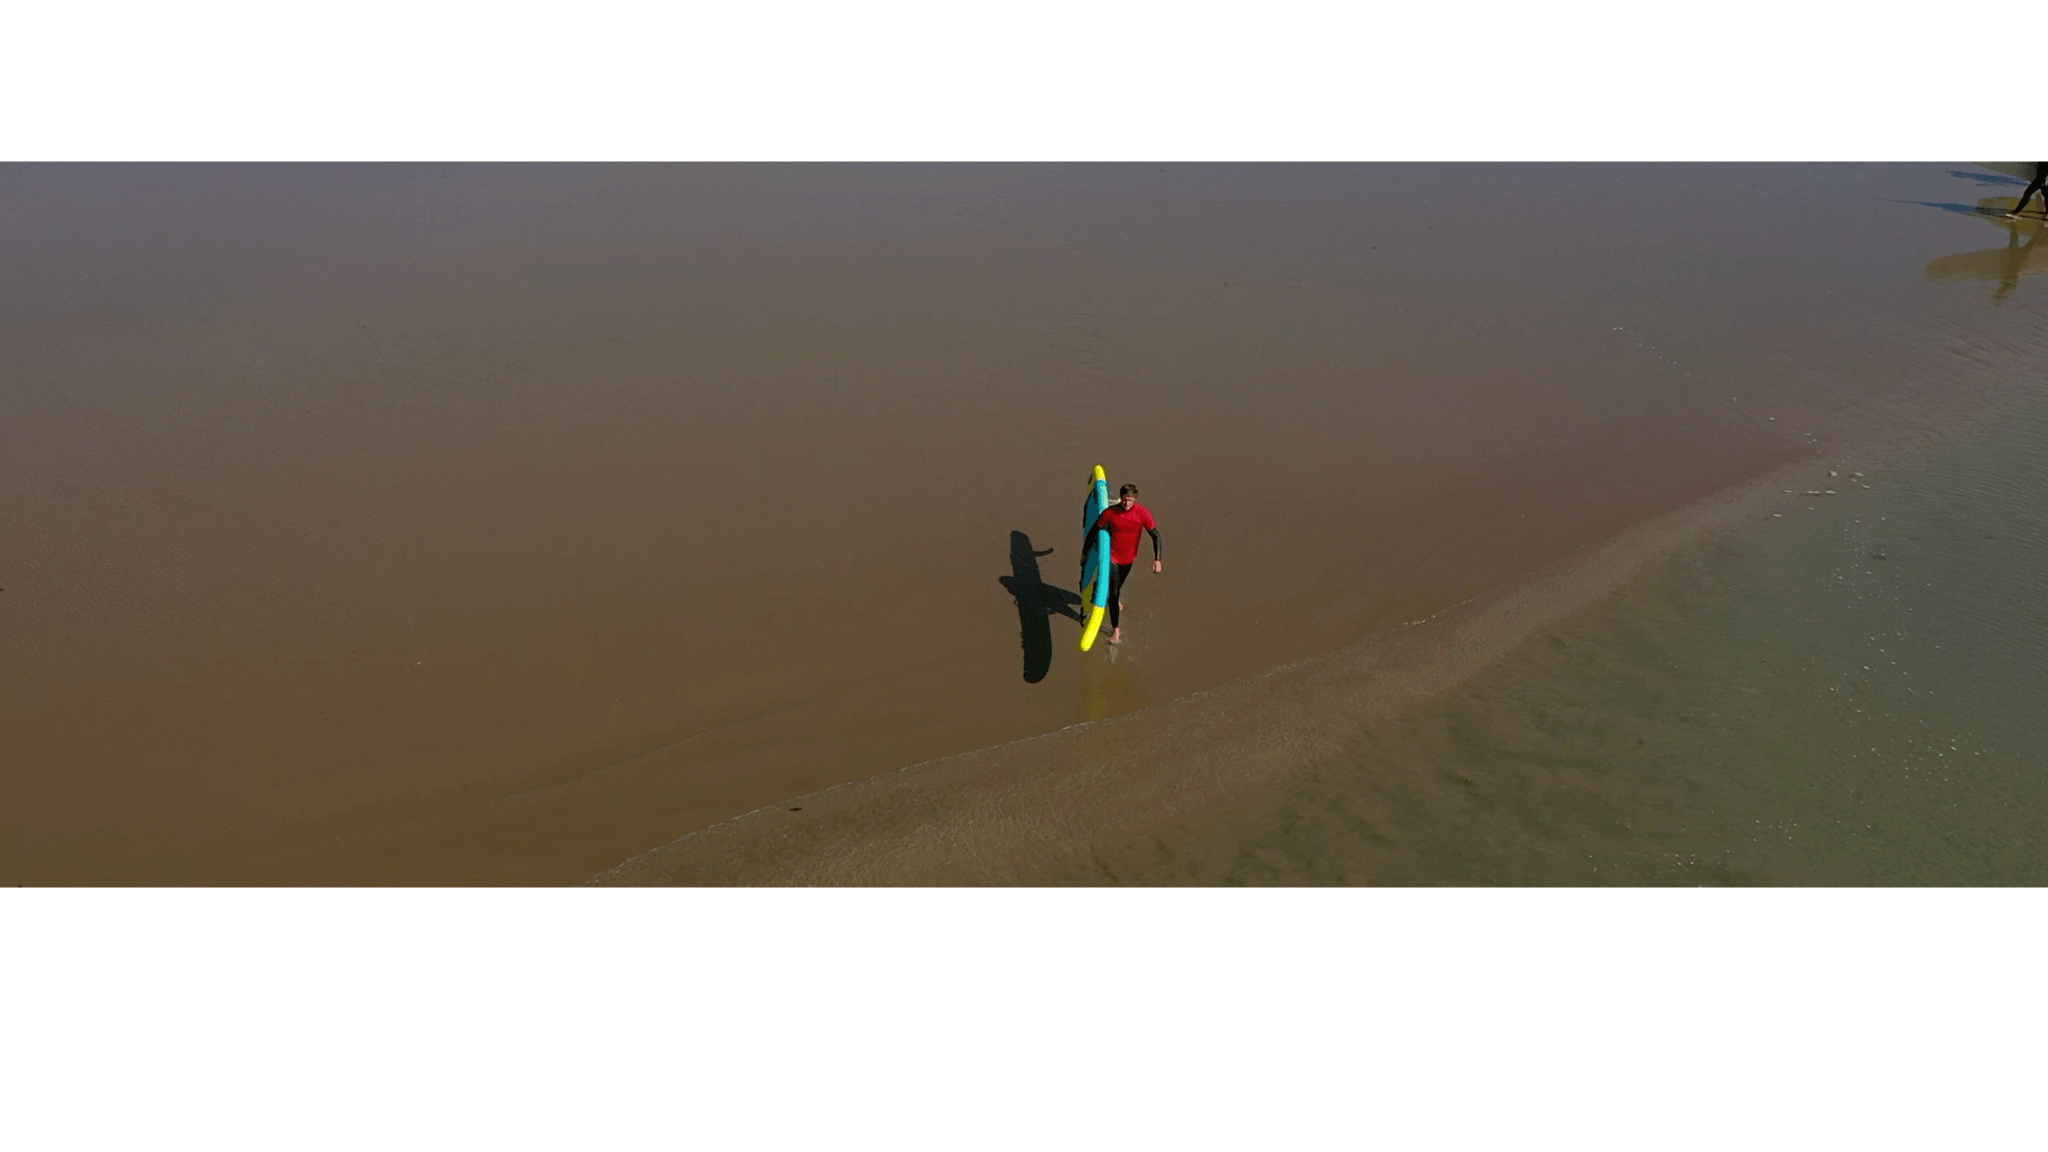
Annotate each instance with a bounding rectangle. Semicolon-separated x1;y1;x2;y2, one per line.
3;1;2025;159
5;4;2040;1147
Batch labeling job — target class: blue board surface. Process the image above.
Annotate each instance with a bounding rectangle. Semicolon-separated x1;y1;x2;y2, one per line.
1080;466;1112;649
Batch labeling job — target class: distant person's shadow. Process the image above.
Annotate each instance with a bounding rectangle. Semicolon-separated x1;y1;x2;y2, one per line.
998;530;1083;683
1944;169;2029;189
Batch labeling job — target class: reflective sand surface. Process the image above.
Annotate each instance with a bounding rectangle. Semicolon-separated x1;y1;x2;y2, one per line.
604;365;2048;886
5;164;2041;883
1107;378;2048;886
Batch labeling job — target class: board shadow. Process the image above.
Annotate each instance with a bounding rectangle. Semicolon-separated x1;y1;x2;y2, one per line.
998;530;1083;684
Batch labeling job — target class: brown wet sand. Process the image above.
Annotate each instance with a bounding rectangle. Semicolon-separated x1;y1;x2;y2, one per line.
592;366;2036;887
595;452;1823;885
0;164;2030;884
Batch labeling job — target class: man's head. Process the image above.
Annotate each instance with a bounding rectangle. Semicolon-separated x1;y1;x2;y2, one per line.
1118;483;1139;510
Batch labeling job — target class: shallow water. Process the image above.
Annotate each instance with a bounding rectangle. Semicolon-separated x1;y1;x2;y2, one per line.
1103;374;2048;885
5;163;2044;883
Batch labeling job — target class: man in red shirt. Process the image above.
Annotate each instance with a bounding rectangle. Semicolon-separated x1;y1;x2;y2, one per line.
1087;483;1163;645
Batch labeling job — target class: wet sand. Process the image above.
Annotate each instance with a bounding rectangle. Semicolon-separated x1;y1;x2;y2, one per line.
2;164;2034;884
594;454;1821;885
597;374;2045;885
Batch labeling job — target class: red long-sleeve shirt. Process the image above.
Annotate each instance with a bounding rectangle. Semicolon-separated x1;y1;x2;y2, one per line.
1090;503;1160;565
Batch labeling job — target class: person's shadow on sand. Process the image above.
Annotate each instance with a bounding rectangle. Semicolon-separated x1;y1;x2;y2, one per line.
999;530;1083;684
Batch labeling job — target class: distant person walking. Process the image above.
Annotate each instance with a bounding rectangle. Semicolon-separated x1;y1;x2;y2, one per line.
1087;483;1162;645
2012;163;2048;217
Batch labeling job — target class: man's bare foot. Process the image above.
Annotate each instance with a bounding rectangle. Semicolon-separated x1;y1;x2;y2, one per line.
1108;628;1123;644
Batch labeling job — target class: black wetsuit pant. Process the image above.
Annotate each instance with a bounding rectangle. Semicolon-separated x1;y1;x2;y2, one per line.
1107;562;1133;629
2018;163;2048;215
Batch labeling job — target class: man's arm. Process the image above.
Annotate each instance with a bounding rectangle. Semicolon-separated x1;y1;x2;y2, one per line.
1084;508;1109;554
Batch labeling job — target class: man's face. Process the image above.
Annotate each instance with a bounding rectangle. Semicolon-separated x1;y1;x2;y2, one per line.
1119;494;1136;510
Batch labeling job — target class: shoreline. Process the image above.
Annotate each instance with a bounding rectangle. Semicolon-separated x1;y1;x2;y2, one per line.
593;430;1923;885
596;269;2047;887
229;396;1840;884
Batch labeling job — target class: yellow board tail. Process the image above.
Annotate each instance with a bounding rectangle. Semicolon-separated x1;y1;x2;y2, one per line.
1079;604;1106;651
